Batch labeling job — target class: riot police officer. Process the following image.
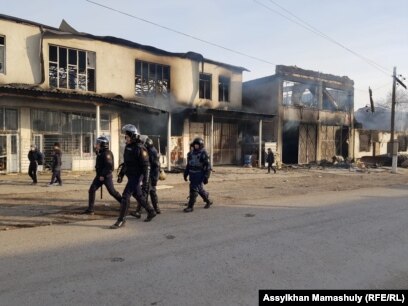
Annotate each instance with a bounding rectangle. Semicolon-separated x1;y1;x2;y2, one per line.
183;137;213;212
132;137;161;218
83;136;122;215
112;124;156;228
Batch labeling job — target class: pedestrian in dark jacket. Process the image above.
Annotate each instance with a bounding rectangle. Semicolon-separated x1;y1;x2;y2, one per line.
83;136;122;215
266;148;276;174
47;142;62;186
28;144;40;185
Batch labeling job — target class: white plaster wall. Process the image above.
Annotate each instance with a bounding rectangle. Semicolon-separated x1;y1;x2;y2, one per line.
0;20;42;84
19;107;31;173
110;112;120;169
0;18;244;111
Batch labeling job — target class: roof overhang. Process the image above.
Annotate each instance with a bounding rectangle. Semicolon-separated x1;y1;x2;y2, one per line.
0;85;167;114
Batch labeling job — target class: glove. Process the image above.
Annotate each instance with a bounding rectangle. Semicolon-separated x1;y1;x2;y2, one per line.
203;177;208;185
184;174;188;182
117;176;123;183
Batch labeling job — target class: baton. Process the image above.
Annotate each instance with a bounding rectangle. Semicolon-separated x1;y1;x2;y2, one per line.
100;185;103;199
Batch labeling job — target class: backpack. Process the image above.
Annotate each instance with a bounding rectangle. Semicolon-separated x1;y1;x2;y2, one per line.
37;151;45;165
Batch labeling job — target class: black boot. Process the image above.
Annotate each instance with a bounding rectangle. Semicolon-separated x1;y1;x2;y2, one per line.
110;219;126;229
184;191;197;213
111;198;129;228
81;208;95;215
141;200;156;222
130;203;142;219
150;191;161;214
204;199;213;209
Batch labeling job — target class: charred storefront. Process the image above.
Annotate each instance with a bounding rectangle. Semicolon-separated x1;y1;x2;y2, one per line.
0;85;165;173
243;65;354;165
167;108;274;167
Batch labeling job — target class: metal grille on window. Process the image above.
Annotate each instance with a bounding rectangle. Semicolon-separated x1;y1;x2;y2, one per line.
31;109;110;164
135;60;170;98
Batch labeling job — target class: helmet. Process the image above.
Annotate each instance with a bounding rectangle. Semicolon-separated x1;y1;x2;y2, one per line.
96;136;109;149
145;138;154;149
122;124;139;140
192;137;204;149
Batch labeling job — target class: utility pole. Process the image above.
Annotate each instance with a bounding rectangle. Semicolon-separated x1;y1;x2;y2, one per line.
390;67;407;174
390;67;397;173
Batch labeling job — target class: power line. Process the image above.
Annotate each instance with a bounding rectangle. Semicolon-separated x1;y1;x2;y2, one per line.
86;0;390;95
85;0;277;66
254;0;392;77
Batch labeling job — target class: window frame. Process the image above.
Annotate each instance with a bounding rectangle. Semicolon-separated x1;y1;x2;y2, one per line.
49;44;96;92
0;35;5;74
199;73;212;100
218;76;230;102
135;60;171;98
0;107;18;131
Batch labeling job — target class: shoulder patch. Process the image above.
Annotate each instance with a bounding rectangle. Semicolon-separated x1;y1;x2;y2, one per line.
142;150;148;158
106;154;112;159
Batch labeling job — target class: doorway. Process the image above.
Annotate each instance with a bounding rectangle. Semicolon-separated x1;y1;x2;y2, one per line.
0;134;19;173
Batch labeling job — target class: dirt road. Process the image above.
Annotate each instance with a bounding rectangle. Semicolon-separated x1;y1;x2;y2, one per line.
0;166;407;230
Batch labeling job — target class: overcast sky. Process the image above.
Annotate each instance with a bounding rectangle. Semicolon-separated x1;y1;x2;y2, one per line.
2;0;407;109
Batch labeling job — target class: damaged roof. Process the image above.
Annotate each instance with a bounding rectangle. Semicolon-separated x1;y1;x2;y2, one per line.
0;13;248;72
0;84;167;113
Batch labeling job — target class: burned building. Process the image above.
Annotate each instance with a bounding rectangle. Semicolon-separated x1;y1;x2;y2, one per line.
354;107;408;158
243;65;354;165
0;14;271;173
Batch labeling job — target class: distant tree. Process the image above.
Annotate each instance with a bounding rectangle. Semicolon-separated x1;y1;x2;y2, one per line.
382;88;408;110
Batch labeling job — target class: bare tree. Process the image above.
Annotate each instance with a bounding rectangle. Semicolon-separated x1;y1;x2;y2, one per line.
381;88;408;110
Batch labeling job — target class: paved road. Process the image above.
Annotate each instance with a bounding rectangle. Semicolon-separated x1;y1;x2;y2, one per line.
1;186;408;306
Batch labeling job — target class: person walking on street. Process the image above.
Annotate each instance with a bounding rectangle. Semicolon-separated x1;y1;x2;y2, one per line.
47;142;62;186
83;136;122;215
132;137;161;218
28;144;40;185
112;125;156;229
266;148;276;174
183;137;213;212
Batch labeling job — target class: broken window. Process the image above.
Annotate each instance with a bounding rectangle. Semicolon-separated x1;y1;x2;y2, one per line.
49;45;96;92
323;87;350;111
282;81;317;108
218;76;230;102
135;60;170;98
359;131;371;152
199;73;212;100
0;36;5;73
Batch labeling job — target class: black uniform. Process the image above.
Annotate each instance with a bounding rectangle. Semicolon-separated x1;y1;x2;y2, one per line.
184;148;212;210
116;141;156;223
87;148;122;212
50;149;62;185
133;145;161;214
28;150;40;184
266;150;276;174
